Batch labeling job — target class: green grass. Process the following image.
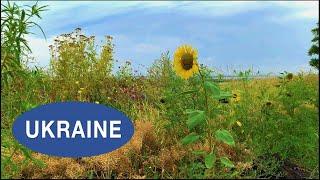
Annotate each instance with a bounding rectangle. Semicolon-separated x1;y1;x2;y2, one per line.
1;57;318;178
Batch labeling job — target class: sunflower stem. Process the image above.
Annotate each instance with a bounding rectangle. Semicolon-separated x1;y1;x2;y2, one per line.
198;68;209;113
198;66;213;151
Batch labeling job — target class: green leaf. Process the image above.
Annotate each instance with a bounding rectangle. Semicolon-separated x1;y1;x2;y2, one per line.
29;22;47;40
185;109;199;115
219;91;233;99
186;109;205;130
22;102;37;111
204;81;220;95
21;10;25;21
181;133;200;145
215;129;235;146
220;157;234;168
163;90;198;102
178;89;198;96
204;81;232;100
212;91;232;99
88;170;94;179
205;152;216;169
192;150;206;155
19;146;32;159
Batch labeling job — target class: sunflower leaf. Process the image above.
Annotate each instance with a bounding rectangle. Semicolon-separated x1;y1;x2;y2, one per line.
219;91;233;99
220;157;234;168
215;129;235;146
204;81;220;96
186;109;199;115
205;152;216;169
212;95;222;99
178;89;198;96
181;133;200;145
186;109;205;130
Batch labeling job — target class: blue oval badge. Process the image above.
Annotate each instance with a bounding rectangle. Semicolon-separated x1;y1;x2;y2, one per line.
12;102;134;157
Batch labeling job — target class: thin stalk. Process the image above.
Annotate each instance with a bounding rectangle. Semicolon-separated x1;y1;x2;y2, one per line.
198;67;209;114
197;66;213;151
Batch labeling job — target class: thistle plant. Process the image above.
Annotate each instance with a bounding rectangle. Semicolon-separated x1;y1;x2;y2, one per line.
173;44;236;170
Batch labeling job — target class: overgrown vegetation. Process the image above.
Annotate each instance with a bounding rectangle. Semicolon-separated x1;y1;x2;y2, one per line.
1;1;319;179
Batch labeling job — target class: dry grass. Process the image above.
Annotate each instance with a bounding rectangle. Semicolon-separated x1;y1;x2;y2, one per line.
15;120;166;179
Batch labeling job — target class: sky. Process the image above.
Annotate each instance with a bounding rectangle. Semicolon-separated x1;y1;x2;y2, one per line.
12;1;319;75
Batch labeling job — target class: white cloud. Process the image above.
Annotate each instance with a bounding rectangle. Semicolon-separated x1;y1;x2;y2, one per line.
176;1;265;17
25;35;54;68
269;1;318;22
13;1;319;34
14;1;319;20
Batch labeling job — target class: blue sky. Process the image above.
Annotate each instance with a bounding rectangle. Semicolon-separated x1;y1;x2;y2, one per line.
14;1;319;75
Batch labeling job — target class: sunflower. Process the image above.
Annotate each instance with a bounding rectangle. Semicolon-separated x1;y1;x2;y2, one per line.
173;45;199;79
232;90;241;102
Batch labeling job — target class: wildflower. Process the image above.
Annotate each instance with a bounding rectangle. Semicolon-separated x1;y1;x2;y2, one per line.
80;87;85;91
75;81;79;85
95;101;99;104
78;90;82;94
236;121;242;127
173;44;199;79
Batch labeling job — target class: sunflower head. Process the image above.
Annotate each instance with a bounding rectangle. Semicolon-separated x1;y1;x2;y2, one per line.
232;90;241;103
173;45;199;79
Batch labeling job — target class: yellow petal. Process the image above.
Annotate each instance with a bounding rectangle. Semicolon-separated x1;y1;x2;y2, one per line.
236;121;242;127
